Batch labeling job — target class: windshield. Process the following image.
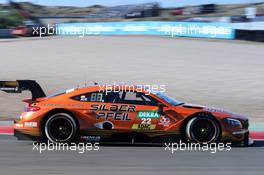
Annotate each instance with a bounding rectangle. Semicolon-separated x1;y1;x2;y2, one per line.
153;91;183;106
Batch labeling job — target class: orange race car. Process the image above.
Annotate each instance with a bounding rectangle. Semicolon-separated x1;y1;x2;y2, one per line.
0;80;252;146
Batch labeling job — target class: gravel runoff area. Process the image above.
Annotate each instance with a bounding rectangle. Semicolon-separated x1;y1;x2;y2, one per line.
0;36;263;123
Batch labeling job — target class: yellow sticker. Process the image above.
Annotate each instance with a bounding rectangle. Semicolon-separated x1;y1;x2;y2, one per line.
132;124;156;130
31;103;37;106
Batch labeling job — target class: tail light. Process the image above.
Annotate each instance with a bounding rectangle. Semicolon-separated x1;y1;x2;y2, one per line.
25;106;41;112
22;99;41;112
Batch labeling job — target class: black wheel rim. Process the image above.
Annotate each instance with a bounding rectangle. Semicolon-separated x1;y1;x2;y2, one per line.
191;119;217;143
47;116;73;142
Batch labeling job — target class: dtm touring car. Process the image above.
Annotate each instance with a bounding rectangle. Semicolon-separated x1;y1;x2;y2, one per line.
0;80;253;146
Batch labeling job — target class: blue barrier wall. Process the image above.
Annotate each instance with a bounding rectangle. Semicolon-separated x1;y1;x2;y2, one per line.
56;21;235;39
0;29;14;38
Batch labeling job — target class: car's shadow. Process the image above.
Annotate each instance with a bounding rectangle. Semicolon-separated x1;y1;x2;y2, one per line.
100;140;264;148
31;140;264;148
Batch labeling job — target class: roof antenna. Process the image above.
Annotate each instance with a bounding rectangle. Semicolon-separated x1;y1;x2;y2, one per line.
94;81;98;85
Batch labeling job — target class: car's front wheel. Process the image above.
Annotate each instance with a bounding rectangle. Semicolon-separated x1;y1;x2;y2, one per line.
44;113;78;143
185;114;221;144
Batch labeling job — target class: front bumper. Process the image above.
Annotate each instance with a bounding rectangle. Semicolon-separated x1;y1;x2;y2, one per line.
221;116;251;145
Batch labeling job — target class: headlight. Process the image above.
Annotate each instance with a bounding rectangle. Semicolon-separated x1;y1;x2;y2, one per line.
224;118;242;128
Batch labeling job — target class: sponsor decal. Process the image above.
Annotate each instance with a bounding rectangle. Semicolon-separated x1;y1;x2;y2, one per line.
80;95;88;101
90;104;136;112
44;104;84;107
96;112;131;121
158;116;171;126
0;87;20;92
137;111;160;118
90;104;136;121
80;136;101;142
15;123;23;128
206;107;226;113
31;103;37;107
24;122;37;128
132;124;156;130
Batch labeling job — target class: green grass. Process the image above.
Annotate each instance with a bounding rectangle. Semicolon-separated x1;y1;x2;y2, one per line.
0;9;24;28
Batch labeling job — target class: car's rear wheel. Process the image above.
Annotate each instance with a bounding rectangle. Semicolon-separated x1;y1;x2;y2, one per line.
44;113;78;143
185;115;221;144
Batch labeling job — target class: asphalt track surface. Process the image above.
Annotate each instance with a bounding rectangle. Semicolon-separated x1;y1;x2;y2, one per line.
0;135;263;175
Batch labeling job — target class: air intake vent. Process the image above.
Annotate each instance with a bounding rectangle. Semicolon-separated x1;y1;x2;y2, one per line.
182;105;203;110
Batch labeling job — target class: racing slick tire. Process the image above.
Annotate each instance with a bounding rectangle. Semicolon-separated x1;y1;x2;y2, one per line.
44;112;78;143
185;114;221;144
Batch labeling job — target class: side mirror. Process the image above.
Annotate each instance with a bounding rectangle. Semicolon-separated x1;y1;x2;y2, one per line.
157;103;164;115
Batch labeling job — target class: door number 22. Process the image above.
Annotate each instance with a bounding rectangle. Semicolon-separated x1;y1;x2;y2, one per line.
141;118;151;124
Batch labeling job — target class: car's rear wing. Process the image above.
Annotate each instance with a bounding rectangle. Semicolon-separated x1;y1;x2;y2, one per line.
0;80;46;100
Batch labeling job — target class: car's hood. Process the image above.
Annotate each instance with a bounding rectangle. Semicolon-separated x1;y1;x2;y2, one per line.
183;103;229;112
182;103;248;120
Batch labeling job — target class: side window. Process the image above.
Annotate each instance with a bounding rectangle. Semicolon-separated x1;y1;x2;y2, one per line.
104;91;123;103
142;94;159;106
72;91;159;106
121;91;159;106
72;92;105;102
